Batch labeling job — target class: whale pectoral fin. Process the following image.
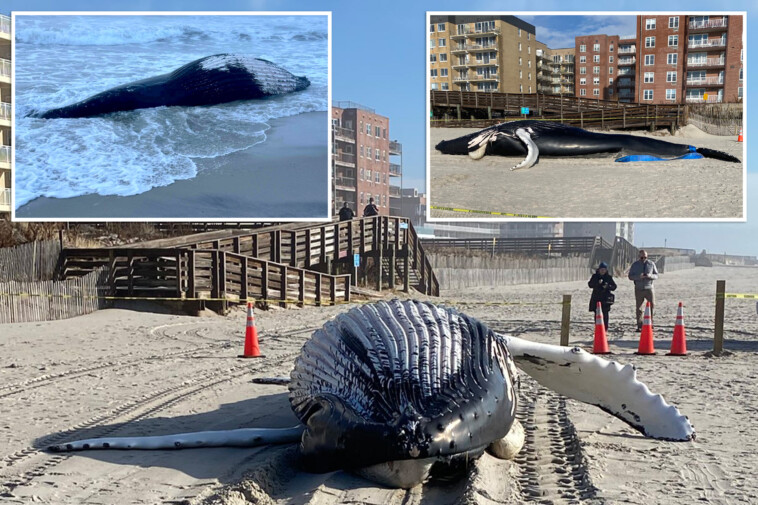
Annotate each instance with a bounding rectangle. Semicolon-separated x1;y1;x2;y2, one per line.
511;128;539;170
47;426;304;452
499;334;695;441
467;128;500;160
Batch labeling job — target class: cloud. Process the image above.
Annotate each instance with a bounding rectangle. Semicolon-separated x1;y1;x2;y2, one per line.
531;15;638;49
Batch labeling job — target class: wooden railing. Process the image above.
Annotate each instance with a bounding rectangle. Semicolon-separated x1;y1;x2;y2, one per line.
422;236;610;256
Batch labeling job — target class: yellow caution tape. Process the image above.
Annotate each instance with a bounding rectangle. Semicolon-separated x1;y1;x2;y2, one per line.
722;293;758;300
431;205;552;219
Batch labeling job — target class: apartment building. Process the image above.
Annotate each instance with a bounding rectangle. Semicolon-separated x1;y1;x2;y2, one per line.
331;102;393;217
1;14;11;215
577;14;743;104
564;222;634;245
388;140;402;216
430;15;537;93
539;46;575;95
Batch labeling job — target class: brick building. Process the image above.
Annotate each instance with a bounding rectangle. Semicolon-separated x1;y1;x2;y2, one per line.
429;15;537;93
576;14;743;104
332;102;399;217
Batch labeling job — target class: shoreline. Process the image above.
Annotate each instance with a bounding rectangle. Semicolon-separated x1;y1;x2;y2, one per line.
16;111;329;219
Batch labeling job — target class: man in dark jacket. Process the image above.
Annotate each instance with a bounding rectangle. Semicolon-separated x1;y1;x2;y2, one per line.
363;197;379;217
588;261;617;331
338;202;354;221
628;249;659;331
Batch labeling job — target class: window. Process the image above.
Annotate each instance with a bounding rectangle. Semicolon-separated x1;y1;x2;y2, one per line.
593;55;600;63
519;42;522;51
528;46;531;54
518;28;521;37
440;68;448;77
360;192;364;204
646;18;656;30
430;54;437;63
580;77;586;85
609;89;613;96
593;77;600;85
430;83;438;90
669;16;679;29
366;169;371;181
645;36;655;48
645;54;655;65
667;53;678;65
430;69;437;77
438;38;446;47
609;55;614;63
580;67;586;74
375;126;381;137
519;70;522;79
359;145;364;158
739;68;743;81
528;60;531;68
359;168;364;180
580;44;586;52
593;66;600;74
430;24;434;32
366;123;371;135
644;72;654;83
441;82;449;90
666;71;677;82
593;43;600;51
382;195;386;207
668;35;678;47
519;84;523;92
643;89;653;100
608;67;613;74
383;128;387;138
609;78;614;85
439;53;447;62
580;88;586;96
528;72;531;80
519;57;522;66
430;38;435;48
438;23;445;31
580;55;586;63
375;148;380;160
609;44;614;52
666;89;676;100
375;172;380;182
739;87;743;98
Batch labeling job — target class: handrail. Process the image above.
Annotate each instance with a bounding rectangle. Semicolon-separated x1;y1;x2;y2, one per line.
0;188;10;207
0;102;11;121
0;14;10;35
0;145;10;163
0;58;10;79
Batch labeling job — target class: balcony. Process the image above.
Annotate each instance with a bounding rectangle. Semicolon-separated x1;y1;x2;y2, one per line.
1;15;10;38
469;74;498;82
335;176;357;190
686;76;724;86
617;68;635;76
389;163;402;176
0;188;10;211
686;95;723;103
333;151;356;166
617;57;636;65
451;27;472;39
0;102;11;124
0;58;10;82
389;185;401;197
389;140;402;155
688;39;726;49
689;18;728;30
619;91;634;98
454;75;471;82
332;125;355;143
452;60;471;69
687;57;725;68
0;145;9;165
469;61;498;68
617;79;634;88
618;46;636;54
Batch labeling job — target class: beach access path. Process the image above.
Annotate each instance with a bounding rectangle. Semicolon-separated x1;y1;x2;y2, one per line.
429;125;744;219
0;266;756;504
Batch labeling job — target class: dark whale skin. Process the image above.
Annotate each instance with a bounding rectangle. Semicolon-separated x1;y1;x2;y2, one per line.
37;54;310;119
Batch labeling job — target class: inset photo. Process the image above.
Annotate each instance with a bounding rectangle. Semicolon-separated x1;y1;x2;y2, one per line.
428;13;745;220
12;12;330;220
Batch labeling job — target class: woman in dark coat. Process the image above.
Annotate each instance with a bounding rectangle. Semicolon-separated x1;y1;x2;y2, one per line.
588;261;617;331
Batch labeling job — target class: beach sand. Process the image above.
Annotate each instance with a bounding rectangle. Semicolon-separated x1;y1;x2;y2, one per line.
1;266;757;504
15;111;329;220
429;125;744;219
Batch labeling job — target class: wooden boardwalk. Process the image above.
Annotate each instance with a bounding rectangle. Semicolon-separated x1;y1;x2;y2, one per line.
431;91;685;131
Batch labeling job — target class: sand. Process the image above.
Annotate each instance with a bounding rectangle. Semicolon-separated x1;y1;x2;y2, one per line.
1;266;757;504
429;126;744;219
15;112;329;220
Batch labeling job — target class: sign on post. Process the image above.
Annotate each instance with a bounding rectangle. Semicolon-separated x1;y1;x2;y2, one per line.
399;222;408;230
521;107;529;115
354;253;360;267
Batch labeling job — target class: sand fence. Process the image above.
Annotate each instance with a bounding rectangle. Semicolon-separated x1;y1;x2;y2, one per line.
0;240;61;282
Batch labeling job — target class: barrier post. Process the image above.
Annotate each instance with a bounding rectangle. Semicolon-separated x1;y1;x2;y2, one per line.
560;294;571;346
714;280;725;355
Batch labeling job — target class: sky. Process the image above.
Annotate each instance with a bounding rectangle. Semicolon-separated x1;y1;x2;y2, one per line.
3;0;756;254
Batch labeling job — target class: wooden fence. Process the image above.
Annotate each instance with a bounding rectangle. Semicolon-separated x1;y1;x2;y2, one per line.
0;240;61;282
422;236;608;257
0;268;108;324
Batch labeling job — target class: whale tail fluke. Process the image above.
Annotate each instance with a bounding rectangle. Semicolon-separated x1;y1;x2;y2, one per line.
696;147;740;163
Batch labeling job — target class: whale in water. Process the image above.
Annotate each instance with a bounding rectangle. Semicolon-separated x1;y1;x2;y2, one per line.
435;120;740;169
36;54;310;119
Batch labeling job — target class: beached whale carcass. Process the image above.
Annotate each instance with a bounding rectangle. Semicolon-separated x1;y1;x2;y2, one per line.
36;54;310;119
435;120;740;169
49;300;694;488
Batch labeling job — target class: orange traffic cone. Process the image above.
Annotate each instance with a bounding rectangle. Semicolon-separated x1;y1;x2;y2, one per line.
737;128;743;142
636;302;656;355
667;302;688;356
593;302;611;354
239;302;264;358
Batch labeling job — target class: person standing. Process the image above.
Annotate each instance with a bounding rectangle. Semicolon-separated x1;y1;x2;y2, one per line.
363;197;379;217
338;202;354;221
628;249;659;331
588;261;617;331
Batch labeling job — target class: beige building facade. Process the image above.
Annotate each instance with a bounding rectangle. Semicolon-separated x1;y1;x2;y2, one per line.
430;15;537;93
1;14;11;215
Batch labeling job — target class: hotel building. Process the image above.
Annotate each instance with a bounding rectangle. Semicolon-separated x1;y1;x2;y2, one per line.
1;14;11;215
331;102;401;217
576;14;743;104
430;15;537;93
